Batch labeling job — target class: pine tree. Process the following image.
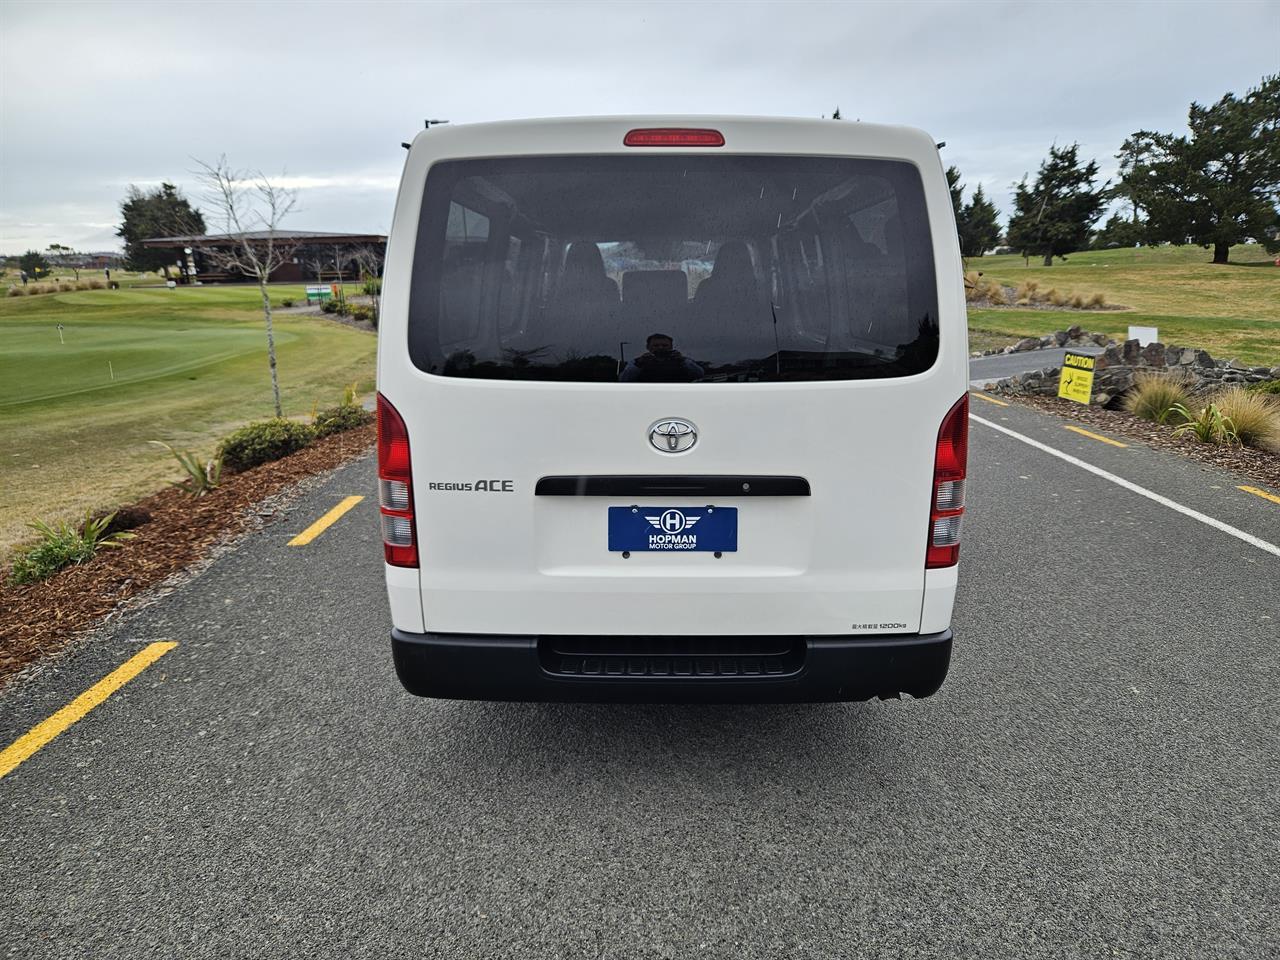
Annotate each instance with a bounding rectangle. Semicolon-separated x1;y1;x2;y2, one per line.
1005;144;1107;266
1120;75;1280;263
116;183;206;274
959;185;1001;257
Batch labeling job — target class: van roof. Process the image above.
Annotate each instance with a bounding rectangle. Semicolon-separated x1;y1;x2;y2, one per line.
409;116;940;160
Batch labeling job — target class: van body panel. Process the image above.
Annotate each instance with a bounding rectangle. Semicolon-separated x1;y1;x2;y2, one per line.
379;117;967;695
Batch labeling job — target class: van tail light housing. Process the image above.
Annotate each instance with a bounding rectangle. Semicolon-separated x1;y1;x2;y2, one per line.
624;128;725;147
926;395;968;568
377;393;417;567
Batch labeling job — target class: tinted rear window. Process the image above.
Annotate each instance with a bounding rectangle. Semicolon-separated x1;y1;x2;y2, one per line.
409;155;938;382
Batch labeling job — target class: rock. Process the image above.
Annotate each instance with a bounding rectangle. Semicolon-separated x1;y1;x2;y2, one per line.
1251;366;1271;376
1227;359;1250;371
1194;350;1214;368
1013;337;1041;352
1093;392;1111;406
1054;330;1070;346
1271;367;1280;379
1121;339;1143;364
1141;342;1166;367
1090;333;1110;346
1067;324;1083;339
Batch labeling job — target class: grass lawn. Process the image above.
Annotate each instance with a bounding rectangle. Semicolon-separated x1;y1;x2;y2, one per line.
967;243;1280;367
0;284;376;555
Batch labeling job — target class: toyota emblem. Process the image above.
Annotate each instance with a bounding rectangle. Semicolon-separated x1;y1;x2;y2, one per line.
649;419;697;454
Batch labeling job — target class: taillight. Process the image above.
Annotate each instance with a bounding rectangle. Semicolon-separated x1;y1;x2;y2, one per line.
927;395;968;568
377;393;417;567
623;128;725;147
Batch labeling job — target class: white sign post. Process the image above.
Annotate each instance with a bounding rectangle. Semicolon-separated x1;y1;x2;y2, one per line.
1129;325;1158;345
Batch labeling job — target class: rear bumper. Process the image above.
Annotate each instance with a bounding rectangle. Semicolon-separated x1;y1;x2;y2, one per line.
390;629;952;703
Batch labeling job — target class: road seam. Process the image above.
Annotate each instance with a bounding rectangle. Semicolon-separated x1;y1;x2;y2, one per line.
1063;425;1128;448
971;414;1280;560
0;641;177;780
288;495;365;546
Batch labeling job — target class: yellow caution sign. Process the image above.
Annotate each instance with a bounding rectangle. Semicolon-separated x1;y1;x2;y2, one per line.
1058;351;1096;404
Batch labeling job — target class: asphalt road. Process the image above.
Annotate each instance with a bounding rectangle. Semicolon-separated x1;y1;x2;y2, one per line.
969;345;1105;385
2;400;1278;959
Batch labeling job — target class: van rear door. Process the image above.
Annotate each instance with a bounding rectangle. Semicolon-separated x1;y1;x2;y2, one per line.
380;120;967;638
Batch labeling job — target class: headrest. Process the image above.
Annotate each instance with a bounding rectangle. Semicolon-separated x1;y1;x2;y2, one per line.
711;240;755;280
563;242;606;279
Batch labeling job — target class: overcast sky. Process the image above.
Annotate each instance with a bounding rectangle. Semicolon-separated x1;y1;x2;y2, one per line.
2;0;1277;253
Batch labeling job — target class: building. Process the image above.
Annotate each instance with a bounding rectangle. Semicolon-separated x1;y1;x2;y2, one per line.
141;230;386;283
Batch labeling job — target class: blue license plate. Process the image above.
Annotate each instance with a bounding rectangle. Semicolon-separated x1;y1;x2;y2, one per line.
608;506;738;552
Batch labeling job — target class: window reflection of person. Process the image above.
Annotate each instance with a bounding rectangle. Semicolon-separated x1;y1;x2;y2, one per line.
620;333;704;382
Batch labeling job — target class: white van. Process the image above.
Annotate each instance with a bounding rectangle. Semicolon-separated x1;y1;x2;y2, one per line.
377;117;968;702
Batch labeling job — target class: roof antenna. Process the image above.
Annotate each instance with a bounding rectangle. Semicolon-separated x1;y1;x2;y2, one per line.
425;119;450;129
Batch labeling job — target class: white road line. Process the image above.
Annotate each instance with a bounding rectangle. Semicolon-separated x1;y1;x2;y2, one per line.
971;414;1280;560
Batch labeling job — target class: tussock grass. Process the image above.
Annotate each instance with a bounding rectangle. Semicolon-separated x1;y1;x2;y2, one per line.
1123;371;1191;424
1212;387;1280;449
1086;291;1107;308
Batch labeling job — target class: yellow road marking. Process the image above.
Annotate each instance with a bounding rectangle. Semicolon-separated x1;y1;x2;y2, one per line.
0;641;177;780
969;392;1009;407
1064;425;1128;448
288;495;364;546
1239;485;1280;506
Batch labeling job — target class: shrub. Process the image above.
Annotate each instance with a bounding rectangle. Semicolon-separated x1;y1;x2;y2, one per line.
87;278;106;289
312;403;373;438
6;286;24;297
150;441;223;495
1123;372;1190;424
1086;292;1107;308
362;277;382;296
1245;379;1280;396
1171;402;1239;445
321;299;340;314
280;298;295;308
218;419;315;473
1047;288;1068;307
346;302;375;322
1069;293;1085;308
8;512;136;585
1212;387;1279;449
57;281;74;292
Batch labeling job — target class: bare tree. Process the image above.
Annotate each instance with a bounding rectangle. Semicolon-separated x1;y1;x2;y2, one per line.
350;244;385;324
193;155;299;417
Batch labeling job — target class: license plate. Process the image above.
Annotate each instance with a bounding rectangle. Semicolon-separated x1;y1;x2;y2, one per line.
608;506;738;552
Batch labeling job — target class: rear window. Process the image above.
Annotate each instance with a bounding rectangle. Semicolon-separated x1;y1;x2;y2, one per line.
408;155;938;382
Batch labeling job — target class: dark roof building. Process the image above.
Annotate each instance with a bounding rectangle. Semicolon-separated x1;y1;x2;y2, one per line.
141;230;386;283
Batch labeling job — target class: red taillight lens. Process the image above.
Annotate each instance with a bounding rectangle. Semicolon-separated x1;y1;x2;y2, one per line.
623;128;725;147
377;393;417;567
926;395;968;568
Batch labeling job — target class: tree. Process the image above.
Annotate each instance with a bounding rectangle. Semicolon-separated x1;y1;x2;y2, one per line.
831;106;842;120
193;156;299;418
1005;144;1107;266
1091;213;1146;249
116;183;206;274
1119;75;1280;264
19;250;50;278
46;243;79;279
958;185;1001;257
945;165;964;221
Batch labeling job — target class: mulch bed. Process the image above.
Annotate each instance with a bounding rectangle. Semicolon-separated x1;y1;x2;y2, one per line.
0;424;375;685
998;394;1280;491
